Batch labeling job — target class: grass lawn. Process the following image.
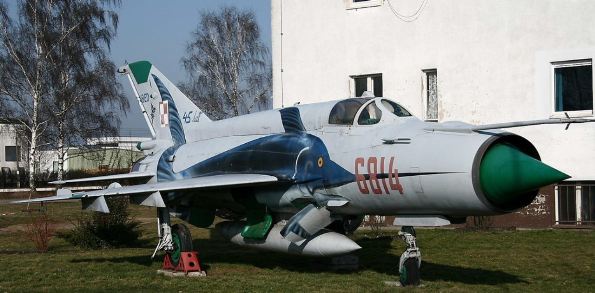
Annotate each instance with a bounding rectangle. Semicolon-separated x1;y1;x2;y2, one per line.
0;201;593;292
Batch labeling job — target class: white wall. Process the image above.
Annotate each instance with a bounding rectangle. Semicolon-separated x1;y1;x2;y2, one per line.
272;0;595;180
0;124;23;170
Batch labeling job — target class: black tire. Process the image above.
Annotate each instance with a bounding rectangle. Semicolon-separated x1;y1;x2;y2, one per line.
399;257;421;286
327;216;364;235
170;224;193;266
401;226;416;237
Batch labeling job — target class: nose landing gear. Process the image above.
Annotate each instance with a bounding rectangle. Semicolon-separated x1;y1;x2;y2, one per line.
398;226;421;286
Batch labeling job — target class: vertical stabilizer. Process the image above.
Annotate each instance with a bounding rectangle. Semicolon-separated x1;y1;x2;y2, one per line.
118;61;211;145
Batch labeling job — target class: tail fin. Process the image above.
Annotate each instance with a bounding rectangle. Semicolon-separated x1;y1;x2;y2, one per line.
118;60;210;145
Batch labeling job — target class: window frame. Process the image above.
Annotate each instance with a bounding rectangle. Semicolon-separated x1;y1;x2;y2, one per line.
380;99;412;118
422;69;438;122
345;0;383;10
555;183;595;226
328;98;370;126
4;146;19;162
350;73;383;98
550;59;593;118
354;99;383;126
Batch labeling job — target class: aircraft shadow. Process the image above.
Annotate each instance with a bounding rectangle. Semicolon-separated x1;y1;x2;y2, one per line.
193;231;524;285
70;254;161;267
67;231;524;285
420;262;526;285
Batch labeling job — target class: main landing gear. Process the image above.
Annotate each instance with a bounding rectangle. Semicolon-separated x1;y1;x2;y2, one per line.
153;208;205;276
398;226;421;286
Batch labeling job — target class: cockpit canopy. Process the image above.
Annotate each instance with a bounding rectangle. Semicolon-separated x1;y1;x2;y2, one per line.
328;98;411;125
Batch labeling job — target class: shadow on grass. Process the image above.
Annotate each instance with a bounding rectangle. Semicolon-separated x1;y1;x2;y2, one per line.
71;254;161;267
65;230;525;285
421;262;526;285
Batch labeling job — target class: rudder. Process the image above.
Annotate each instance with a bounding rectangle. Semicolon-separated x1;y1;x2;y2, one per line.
118;60;210;145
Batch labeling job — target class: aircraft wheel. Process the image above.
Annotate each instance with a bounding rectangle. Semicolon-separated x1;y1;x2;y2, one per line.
170;224;193;266
399;257;421;286
401;226;416;237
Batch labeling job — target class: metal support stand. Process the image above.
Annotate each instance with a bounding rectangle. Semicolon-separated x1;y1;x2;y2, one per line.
152;207;174;258
398;226;421;286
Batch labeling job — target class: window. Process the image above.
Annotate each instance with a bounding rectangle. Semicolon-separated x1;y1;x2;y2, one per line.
557;185;576;224
556;183;595;225
381;99;411;117
345;0;383;10
351;74;382;97
329;98;368;125
423;69;438;121
5;146;19;162
357;102;382;125
581;185;595;225
552;60;593;114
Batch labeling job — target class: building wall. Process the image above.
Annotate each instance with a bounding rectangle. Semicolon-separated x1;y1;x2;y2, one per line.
490;185;556;228
66;148;144;172
271;0;595;182
0;124;24;170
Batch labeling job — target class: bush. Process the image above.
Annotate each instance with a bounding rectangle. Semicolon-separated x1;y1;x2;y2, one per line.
63;197;142;249
24;209;55;252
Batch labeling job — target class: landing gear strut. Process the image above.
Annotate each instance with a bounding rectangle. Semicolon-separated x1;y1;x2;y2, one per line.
153;207;205;276
152;207;174;258
398;226;421;286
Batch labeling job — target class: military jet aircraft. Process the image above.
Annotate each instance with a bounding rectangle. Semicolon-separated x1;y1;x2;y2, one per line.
16;60;589;284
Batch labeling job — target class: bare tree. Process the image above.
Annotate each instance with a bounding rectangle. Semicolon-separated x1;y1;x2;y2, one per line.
0;0;126;185
0;0;54;189
44;0;126;181
181;6;271;119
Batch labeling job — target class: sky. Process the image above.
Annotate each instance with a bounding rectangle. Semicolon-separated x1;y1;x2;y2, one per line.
110;0;271;136
4;0;271;136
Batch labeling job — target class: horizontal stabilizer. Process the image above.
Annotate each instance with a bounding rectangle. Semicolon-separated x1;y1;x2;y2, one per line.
49;172;155;185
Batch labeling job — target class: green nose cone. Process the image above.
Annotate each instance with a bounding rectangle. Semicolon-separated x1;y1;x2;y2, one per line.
480;143;570;209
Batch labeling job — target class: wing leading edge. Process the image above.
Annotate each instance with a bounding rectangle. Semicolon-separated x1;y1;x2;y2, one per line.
48;172;155;185
424;117;595;133
14;174;278;212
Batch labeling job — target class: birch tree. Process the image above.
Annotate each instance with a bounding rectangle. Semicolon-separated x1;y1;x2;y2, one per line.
0;0;125;187
181;6;271;119
44;0;126;181
0;1;53;189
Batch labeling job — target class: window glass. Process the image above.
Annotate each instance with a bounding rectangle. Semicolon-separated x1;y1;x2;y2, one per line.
354;77;367;98
554;64;593;112
329;98;368;125
373;75;383;97
426;70;438;120
357;102;382;125
381;99;412;117
5;146;19;162
558;185;576;224
352;74;382;97
581;185;595;225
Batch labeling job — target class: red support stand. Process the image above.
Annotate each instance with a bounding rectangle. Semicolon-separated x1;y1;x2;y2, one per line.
162;251;204;275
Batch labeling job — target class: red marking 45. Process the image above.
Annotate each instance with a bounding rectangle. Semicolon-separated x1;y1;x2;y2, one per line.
355;156;404;195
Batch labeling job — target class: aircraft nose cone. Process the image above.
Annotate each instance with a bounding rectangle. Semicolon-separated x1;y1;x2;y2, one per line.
479;143;570;210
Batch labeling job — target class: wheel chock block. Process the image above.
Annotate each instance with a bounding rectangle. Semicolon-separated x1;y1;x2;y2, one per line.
177;251;202;274
161;251;205;276
162;254;175;270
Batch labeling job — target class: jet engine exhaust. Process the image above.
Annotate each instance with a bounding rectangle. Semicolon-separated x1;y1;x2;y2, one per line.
216;221;362;257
